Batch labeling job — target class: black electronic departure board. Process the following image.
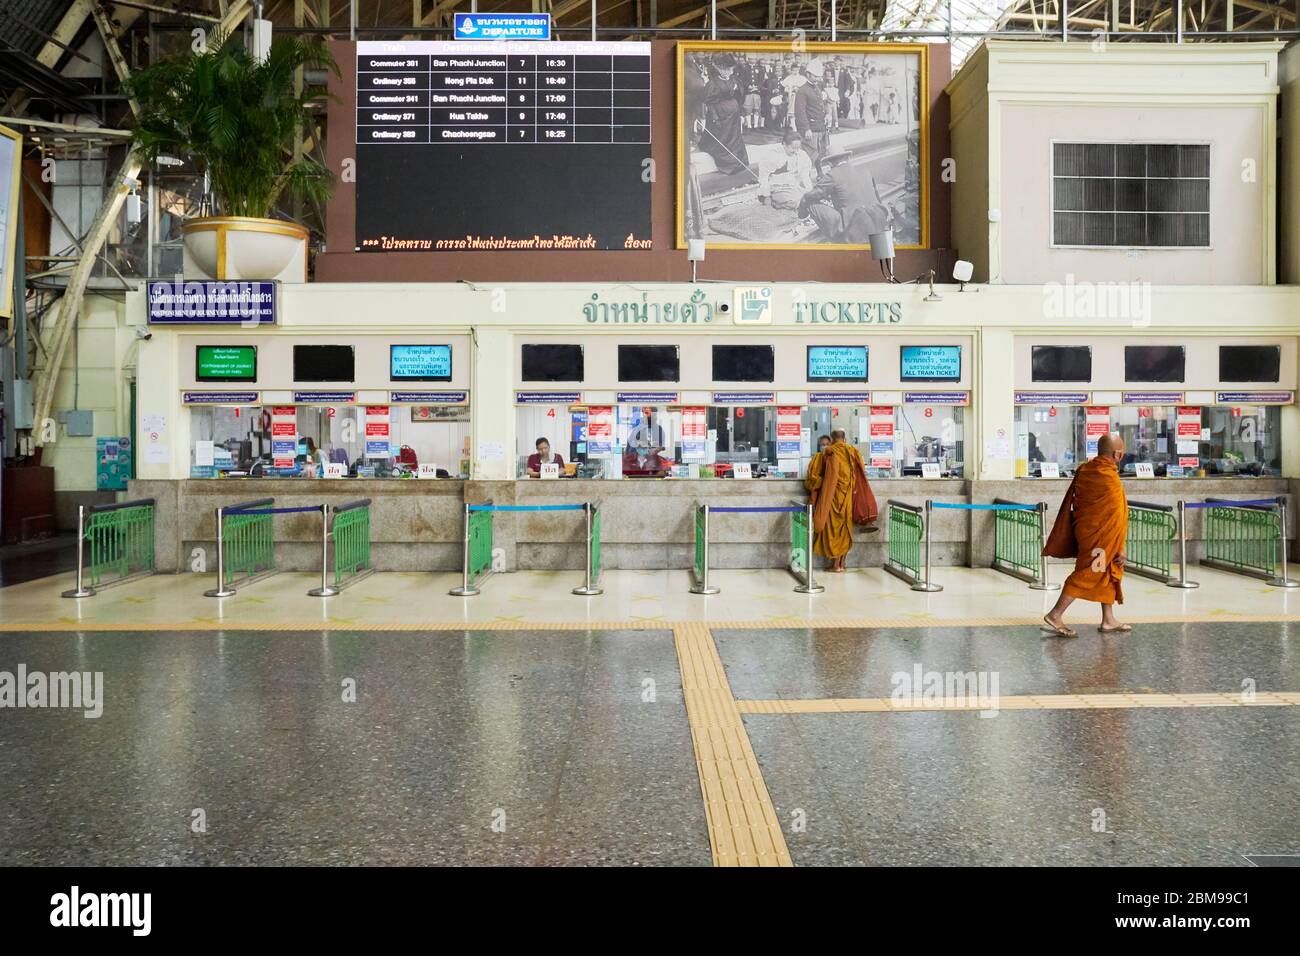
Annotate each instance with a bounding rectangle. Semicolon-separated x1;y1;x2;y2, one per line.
355;41;652;252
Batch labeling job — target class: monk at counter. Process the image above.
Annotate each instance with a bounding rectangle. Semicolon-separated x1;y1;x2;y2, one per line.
804;429;877;573
1041;433;1130;637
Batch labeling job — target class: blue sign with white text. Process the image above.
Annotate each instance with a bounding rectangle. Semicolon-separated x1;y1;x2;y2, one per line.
454;12;550;40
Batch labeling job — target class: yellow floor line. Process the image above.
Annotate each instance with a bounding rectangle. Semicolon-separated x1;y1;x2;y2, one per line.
736;691;1300;715
4;612;1300;633
672;623;792;868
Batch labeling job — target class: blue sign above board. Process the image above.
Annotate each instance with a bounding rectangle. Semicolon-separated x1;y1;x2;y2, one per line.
454;12;550;40
617;391;679;404
1015;391;1090;405
293;391;356;404
390;391;468;404
183;391;260;405
147;280;276;325
516;391;581;404
809;391;871;404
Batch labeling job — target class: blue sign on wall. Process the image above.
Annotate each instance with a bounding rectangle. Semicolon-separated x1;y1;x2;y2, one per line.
147;280;276;325
454;12;550;40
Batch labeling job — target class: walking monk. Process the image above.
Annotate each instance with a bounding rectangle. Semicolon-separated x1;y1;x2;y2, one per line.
1041;433;1129;637
804;429;875;572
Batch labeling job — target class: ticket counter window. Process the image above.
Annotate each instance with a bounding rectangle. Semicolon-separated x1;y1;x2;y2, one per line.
1111;406;1172;474
189;405;263;475
1201;406;1281;476
1016;406;1086;477
389;406;470;478
704;407;784;476
296;406;360;476
895;403;965;477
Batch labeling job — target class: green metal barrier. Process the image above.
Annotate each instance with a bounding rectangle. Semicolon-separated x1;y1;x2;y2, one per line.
1126;501;1177;583
1201;499;1282;582
332;502;371;587
204;498;277;597
62;499;156;598
572;502;603;596
884;500;923;585
791;507;809;576
450;501;496;596
991;498;1045;585
690;504;715;593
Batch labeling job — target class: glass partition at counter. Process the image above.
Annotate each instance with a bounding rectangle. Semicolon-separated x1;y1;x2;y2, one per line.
1015;405;1282;477
188;405;469;478
513;403;966;479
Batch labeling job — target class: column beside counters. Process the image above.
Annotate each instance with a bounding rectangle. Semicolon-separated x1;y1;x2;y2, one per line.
131;476;1298;575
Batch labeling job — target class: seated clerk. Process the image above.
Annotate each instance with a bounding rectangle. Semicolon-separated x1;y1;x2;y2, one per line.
526;437;565;477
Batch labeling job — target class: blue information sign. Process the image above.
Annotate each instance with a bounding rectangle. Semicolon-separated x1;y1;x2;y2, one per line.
454;12;550;41
808;345;867;382
900;345;961;382
147;280;276;325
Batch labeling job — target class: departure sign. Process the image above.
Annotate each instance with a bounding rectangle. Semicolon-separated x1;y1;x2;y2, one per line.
355;41;651;252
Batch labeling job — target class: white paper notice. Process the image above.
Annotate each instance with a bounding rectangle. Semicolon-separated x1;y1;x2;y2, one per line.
325;463;346;479
417;463;438;479
477;441;504;460
194;441;215;466
984;439;1011;461
732;462;753;479
144;443;170;464
1177;440;1198;455
921;462;941;479
1135;462;1155;478
1039;462;1061;479
540;462;559;479
778;458;800;477
142;414;167;434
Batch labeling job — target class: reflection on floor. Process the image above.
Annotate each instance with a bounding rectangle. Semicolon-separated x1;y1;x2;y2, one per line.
0;616;1296;866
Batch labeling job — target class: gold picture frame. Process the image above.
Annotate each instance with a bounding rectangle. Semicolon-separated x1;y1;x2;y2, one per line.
0;123;22;319
676;41;929;251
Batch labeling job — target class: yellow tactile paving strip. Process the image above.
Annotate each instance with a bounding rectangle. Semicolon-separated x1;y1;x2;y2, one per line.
4;613;1299;632
672;623;792;868
737;691;1300;715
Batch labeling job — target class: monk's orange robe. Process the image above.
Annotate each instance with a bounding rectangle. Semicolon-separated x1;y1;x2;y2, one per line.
1061;455;1128;604
804;442;863;559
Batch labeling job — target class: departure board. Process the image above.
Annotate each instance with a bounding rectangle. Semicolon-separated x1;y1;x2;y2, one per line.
354;41;652;252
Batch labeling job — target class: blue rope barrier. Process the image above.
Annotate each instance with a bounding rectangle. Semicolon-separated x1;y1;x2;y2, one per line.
225;506;322;516
931;502;1036;511
709;506;804;514
468;504;585;512
1184;499;1278;509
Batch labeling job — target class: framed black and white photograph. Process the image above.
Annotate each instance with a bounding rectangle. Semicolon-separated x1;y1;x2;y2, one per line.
676;41;928;250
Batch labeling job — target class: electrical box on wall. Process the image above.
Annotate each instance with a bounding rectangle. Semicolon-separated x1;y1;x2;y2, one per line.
11;379;35;430
60;409;94;437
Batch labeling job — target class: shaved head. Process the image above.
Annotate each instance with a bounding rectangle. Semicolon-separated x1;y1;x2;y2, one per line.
1096;433;1124;458
831;429;847;441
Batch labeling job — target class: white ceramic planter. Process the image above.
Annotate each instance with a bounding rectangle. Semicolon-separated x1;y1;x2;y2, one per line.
181;216;309;283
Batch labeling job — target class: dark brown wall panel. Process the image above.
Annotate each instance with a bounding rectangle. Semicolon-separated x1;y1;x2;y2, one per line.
319;40;952;284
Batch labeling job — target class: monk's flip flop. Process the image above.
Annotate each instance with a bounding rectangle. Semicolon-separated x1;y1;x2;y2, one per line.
1040;617;1078;638
1098;624;1132;634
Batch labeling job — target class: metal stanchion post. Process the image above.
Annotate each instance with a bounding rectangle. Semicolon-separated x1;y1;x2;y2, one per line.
204;506;237;597
794;501;823;594
1167;499;1199;589
61;505;95;598
308;504;339;597
1268;496;1298;588
691;504;719;595
573;502;603;596
1029;501;1060;591
912;499;943;592
450;502;479;596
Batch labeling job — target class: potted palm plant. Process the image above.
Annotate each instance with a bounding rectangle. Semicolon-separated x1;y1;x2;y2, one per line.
126;32;337;281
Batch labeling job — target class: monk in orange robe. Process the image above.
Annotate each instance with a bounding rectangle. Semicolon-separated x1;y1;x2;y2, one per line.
1041;433;1129;637
804;429;867;572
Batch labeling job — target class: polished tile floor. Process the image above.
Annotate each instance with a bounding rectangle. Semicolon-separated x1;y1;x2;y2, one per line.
1;568;1297;866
